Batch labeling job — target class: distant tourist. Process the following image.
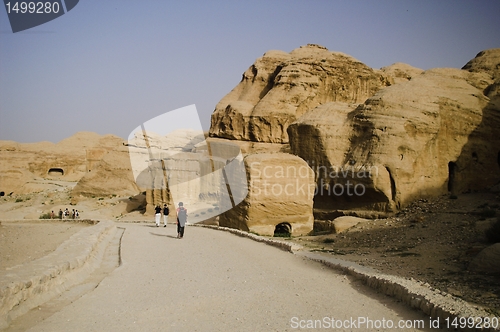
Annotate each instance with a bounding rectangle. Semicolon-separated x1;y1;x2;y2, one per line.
64;208;69;219
162;204;169;227
176;202;187;239
50;210;55;219
75;210;80;219
59;209;63;219
72;209;76;219
154;205;162;227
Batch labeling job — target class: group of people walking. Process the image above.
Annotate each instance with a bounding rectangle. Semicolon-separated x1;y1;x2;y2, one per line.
56;208;79;220
154;202;188;239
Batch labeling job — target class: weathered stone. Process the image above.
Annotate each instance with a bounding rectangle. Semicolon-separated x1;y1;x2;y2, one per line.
333;216;369;233
219;153;315;236
129;130;248;216
379;62;424;85
289;63;500;211
72;145;140;198
462;48;500;81
468;243;500;274
209;44;391;143
0;132;127;195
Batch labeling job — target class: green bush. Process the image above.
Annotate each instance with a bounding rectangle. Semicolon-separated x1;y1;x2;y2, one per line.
273;232;291;238
39;212;52;219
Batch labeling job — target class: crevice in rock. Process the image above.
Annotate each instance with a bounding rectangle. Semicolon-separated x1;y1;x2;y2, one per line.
448;161;457;194
386;166;396;202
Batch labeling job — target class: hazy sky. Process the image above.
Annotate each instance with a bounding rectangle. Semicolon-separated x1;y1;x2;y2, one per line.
1;0;499;143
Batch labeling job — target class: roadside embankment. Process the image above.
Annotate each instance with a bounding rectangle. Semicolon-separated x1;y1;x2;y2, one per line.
0;220;116;330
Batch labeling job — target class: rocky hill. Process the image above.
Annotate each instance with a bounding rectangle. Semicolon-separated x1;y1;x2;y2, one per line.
210;45;500;235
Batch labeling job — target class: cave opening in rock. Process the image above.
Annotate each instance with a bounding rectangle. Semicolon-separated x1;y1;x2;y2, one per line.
48;168;64;176
448;162;457;193
274;222;292;237
0;191;4;197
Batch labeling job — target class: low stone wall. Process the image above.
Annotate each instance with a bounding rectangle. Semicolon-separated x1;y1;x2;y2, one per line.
194;224;301;252
194;224;500;332
0;220;116;329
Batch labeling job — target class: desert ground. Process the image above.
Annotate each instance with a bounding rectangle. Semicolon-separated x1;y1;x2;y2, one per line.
0;220;90;271
1;185;499;329
3;221;437;332
295;191;500;315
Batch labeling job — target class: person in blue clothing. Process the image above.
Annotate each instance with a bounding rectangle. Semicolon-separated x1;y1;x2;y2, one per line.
176;202;187;239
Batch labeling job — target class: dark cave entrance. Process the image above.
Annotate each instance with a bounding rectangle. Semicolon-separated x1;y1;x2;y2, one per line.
48;168;64;176
274;222;292;237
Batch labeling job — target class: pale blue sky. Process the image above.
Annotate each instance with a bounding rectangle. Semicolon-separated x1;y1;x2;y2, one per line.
1;0;499;143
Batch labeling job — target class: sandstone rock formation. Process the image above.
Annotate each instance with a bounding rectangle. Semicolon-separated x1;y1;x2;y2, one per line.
128;129;248;216
218;153;315;236
468;243;500;274
289;58;500;211
72;145;140;198
379;62;424;85
210;46;500;229
332;216;369;234
0;132;128;196
209;44;391;144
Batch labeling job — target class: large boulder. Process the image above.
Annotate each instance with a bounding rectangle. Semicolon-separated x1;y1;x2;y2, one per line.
219;153;315;236
468;243;500;274
289;54;500;211
128;130;249;217
209;44;391;144
333;216;369;233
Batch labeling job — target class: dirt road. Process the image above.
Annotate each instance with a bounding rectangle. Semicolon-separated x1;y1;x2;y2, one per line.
14;223;437;331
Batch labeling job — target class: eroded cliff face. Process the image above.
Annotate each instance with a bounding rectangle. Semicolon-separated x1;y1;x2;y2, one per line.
209;44;391;144
0;132;129;196
288;58;500;211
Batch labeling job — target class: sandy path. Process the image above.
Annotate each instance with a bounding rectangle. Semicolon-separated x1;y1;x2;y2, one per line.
23;223;436;331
